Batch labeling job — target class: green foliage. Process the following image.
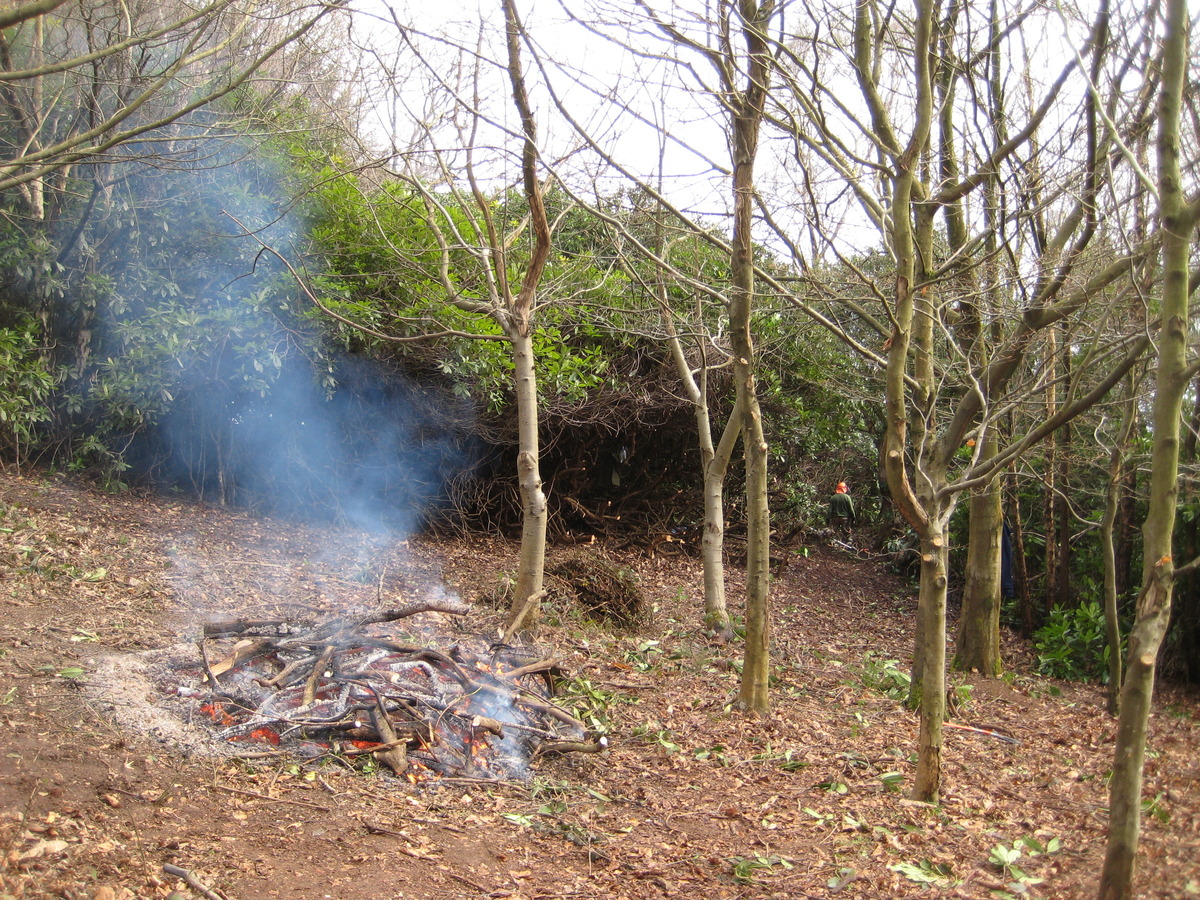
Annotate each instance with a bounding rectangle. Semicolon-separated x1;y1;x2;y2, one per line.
629;721;681;754
303;173;619;416
554;675;631;736
1033;601;1117;682
858;652;912;701
888;859;960;888
747;744;809;772
987;835;1061;897
622;639;664;672
692;745;731;766
37;664;85;680
1142;792;1170;824
0;321;57;462
727;855;794;885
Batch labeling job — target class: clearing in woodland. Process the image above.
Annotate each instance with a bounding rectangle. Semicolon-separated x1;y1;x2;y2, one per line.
0;470;1197;899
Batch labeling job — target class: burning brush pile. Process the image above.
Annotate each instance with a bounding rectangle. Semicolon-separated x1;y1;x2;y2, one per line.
158;598;606;781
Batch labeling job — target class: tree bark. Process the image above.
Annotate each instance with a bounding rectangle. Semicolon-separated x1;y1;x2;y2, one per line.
655;206;737;639
954;432;1004;676
1098;0;1193;891
1006;466;1035;635
914;529;949;800
1043;323;1060;620
508;330;547;632
731;0;775;715
702;405;741;638
502;0;553;633
1101;377;1138;714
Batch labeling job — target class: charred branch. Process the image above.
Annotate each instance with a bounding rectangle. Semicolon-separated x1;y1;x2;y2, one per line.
182;609;604;781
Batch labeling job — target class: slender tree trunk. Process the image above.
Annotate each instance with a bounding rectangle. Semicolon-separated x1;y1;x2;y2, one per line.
1006;464;1035;635
914;524;949;798
508;330;547;632
702;406;741;638
663;313;740;639
1043;326;1060;619
1099;0;1192;891
1114;459;1137;602
1056;379;1074;607
1101;377;1138;714
864;0;939;798
656;213;737;638
954;431;1004;675
501;0;552;633
730;0;775;715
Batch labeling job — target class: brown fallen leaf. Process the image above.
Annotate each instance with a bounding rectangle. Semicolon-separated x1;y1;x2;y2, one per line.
19;838;70;861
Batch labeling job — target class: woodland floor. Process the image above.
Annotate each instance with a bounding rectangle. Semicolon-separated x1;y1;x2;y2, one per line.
0;468;1198;900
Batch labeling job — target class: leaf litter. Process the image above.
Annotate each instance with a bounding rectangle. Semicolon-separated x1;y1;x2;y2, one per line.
0;469;1197;899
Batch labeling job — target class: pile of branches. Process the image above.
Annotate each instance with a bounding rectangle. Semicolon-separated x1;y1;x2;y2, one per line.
176;599;605;781
546;553;646;627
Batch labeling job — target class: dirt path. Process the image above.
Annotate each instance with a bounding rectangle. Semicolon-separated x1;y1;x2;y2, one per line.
1;469;1197;899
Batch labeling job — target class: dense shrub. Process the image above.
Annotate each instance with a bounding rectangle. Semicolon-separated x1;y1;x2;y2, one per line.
0;322;56;465
1034;601;1116;683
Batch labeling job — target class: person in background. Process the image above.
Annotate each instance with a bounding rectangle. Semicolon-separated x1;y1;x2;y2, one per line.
828;481;856;536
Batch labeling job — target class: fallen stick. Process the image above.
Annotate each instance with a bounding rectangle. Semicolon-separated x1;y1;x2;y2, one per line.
210;782;331;811
337;737;408;756
317;598;472;637
371;701;410;775
536;736;610;756
162;863;225;900
944;722;1020;744
499;590;547;645
195;641;220;690
202;618;290;637
303;645;335;706
204;638;270;682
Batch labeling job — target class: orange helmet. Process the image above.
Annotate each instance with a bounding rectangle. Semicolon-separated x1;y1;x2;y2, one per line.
836;482;848;493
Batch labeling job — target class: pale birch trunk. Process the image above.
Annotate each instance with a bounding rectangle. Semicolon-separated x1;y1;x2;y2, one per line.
660;260;738;638
702;409;741;638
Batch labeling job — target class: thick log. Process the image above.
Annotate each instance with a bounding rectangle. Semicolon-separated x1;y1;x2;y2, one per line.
371;704;409;776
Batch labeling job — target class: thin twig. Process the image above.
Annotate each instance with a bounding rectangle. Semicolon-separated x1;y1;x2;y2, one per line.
196;641;220;690
210;782;330;811
162;863;225;900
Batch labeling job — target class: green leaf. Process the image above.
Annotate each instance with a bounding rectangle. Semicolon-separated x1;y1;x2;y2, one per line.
889;860;958;888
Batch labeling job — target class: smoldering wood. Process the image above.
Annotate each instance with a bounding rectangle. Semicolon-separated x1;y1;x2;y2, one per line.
183;603;603;781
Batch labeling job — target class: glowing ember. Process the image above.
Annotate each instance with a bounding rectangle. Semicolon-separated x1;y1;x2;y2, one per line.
166;610;607;781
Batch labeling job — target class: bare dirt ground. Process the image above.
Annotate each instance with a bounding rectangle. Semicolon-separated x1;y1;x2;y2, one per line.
1;468;1198;900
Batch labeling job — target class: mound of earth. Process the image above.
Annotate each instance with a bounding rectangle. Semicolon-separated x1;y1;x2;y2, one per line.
0;469;1197;899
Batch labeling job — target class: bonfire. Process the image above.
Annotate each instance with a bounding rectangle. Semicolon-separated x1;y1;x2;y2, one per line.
157;597;605;781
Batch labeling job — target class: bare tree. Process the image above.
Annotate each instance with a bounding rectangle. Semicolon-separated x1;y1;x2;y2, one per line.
754;0;1165;800
522;0;779;672
0;0;344;203
1099;0;1200;892
306;0;561;632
